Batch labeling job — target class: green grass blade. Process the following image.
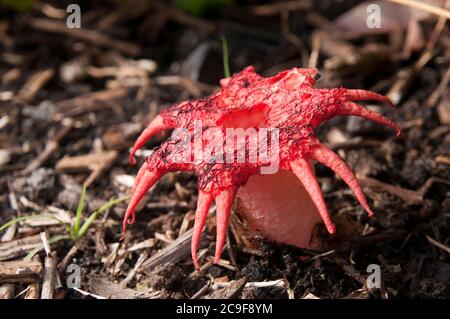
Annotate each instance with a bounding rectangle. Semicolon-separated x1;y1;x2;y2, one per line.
0;216;32;232
24;235;69;260
76;195;129;240
72;184;87;237
221;36;230;78
1;214;71;233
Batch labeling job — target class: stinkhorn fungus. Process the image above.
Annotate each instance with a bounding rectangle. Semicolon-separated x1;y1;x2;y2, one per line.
123;66;400;269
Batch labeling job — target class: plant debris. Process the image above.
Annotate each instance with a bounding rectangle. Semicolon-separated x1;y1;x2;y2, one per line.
0;0;448;299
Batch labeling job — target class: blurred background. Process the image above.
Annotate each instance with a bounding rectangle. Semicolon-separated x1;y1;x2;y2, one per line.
0;0;449;299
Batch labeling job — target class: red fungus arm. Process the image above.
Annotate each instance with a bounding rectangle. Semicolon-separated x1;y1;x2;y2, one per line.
123;66;400;269
214;188;237;264
191;190;214;269
290;158;336;233
129;115;171;165
310;144;374;217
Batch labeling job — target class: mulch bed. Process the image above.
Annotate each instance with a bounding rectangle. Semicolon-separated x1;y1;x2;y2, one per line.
0;0;449;299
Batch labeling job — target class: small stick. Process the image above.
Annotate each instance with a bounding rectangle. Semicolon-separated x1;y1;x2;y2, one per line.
58;240;83;275
417;177;450;196
281;9;309;67
22;119;74;175
426;68;450;107
41;252;58;299
191;281;211;299
207;278;247;299
13;69;54;105
72;287;106;299
0;234;42;261
387;50;434;105
387;0;450;19
211;258;237;271
140;228;205;272
424;0;450;53
309;31;323;68
56;88;128;111
0;284;15;299
335;257;367;286
213;279;285;289
0;259;42;283
24;282;40;299
435;156;450;165
55;150;118;186
120;251;148;288
249;0;311;16
30;18;141;56
303;249;336;262
426;235;450;255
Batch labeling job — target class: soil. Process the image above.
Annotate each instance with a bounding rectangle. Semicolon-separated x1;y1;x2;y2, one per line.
0;0;449;299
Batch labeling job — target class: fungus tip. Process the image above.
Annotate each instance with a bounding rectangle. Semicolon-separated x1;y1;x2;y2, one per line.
129;154;137;166
127;213;135;224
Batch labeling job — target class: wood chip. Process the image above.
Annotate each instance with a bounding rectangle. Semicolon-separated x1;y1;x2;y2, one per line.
13;68;54;105
436;94;450;125
0;234;42;261
0;284;15;299
72;287;106;299
127;238;156;252
1;222;16;242
88;275;157;299
206;278;247;299
56;150;118;186
387;45;434;105
388;0;450;20
141;228;205;272
1;68;21;85
30;18;141;56
435;155;450;165
56;88;128;111
0;259;42;283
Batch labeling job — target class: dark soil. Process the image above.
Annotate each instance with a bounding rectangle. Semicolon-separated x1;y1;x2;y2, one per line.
0;0;449;299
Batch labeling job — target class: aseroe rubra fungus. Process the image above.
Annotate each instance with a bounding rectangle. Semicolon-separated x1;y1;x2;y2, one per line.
124;66;400;269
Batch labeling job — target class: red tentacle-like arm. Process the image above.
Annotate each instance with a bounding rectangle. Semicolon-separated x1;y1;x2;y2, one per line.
338;101;401;136
214;188;237;263
129;115;170;165
290;158;336;234
122;167;162;238
310;143;374;217
191;190;214;269
122;66;400;269
345;89;394;107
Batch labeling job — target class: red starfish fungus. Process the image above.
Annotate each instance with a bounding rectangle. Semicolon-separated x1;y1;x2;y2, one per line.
124;66;400;269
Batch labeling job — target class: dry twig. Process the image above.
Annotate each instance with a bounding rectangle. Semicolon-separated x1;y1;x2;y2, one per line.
30;18;141;56
41;252;58;299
